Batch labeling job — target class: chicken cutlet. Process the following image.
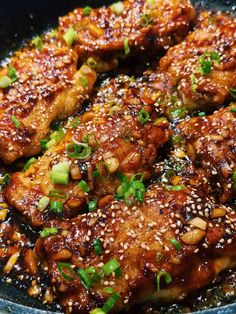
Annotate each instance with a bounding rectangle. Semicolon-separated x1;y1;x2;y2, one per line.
176;105;236;203
159;11;236;110
0;42;96;164
58;0;195;62
36;184;236;313
5;75;171;226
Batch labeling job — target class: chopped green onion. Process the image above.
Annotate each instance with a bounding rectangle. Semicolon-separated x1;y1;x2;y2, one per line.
171;135;182;145
101;292;120;313
45;138;57;149
103;287;114;294
83;132;99;149
169;108;186;120
81;76;88;87
87;57;97;69
50;120;62;131
67;143;91;159
190;74;198;93
32;36;43;49
1;173;10;187
114;267;122;277
140;14;151;27
156;270;172;291
77;267;100;289
58;262;75;282
170;238;182;251
46;130;64;149
40;139;48;150
11;115;21;129
198;51;220;76
124;37;130;55
83;6;92;16
90;309;106;314
171;185;186;191
93;162;110;180
40;227;58;238
89;200;98;212
71;117;80;129
121;126;131;142
198;112;206;117
38;196;50;212
156;252;163;263
50;162;70;185
49;189;67;199
63;27;76;46
79;180;90;193
50;200;63;214
0;76;12;88
230;88;236;99
23;157;37;171
200;60;212;75
110;1;124;15
102;259;120;276
138;109;150;125
210;51;220;62
232;172;236;190
8;66;17;82
93;238;102;255
230;105;236;113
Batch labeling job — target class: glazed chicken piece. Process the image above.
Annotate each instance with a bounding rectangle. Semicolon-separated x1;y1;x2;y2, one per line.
159;11;236;110
58;0;195;63
0;42;96;164
5;75;170;226
177;106;236;203
36;184;236;313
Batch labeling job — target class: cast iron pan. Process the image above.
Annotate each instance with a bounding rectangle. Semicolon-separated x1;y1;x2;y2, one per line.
0;1;235;313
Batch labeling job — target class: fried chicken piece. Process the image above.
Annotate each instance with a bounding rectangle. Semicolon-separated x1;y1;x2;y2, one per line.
36;184;236;313
59;0;195;62
5;75;170;226
159;11;236;110
177;106;236;203
0;42;96;164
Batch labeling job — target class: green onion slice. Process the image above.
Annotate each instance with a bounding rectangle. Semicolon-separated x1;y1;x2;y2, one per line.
156;270;172;291
111;2;124;15
170;238;182;251
11;115;21;129
49;189;67;199
67;143;91;159
32;36;43;49
77;266;101;289
83;6;92;16
138;109;150;124
93;238;102;255
102;258;120;276
23;157;37;171
63;27;76;46
230;88;236;99
230;105;236;113
101;292;120;313
40;227;58;238
8;66;17;82
50;161;70;185
124;37;130;55
87;57;97;69
81;76;88;87
89;200;98;212
79;180;90;193
50;200;64;214
90;308;106;314
140;14;151;27
0;76;12;88
38;196;50;212
58;262;75;282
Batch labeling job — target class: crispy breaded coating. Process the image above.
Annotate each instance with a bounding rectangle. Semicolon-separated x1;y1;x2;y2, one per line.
59;0;195;61
4;75;170;226
37;184;236;313
159;11;236;110
177;106;236;203
0;42;96;164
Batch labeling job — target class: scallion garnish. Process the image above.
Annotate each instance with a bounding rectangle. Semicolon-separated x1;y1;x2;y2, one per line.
81;76;88;87
170;238;182;251
103;287;113;294
67;143;91;159
93;238;102;255
2;173;10;187
38;196;50;212
90;309;106;314
83;132;99;149
77;266;100;289
0;76;12;88
40;139;48;150
93;162;110;180
138;109;150;124
58;262;75;282
87;57;97;69
101;292;120;313
111;1;124;14
83;6;92;16
50;200;64;214
63;27;76;46
79;180;90;193
46;129;64;149
232;171;236;190
124;37;130;55
11;115;21;129
8;66;17;82
23;157;37;171
156;270;172;291
50;120;62;131
88;200;98;212
230;105;236;113
140;14;151;27
198;112;206;117
197;51;220;76
190;74;198;93
71;117;80;129
40;227;58;238
230;88;236;99
32;35;43;49
102;258;120;276
169;108;186;120
49;189;67;199
171;135;182;145
171;185;186;191
50;162;70;185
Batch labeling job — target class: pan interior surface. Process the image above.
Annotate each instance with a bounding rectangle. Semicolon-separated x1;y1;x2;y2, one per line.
0;0;235;313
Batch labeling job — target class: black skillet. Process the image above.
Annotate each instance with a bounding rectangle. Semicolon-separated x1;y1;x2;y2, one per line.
0;0;235;313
